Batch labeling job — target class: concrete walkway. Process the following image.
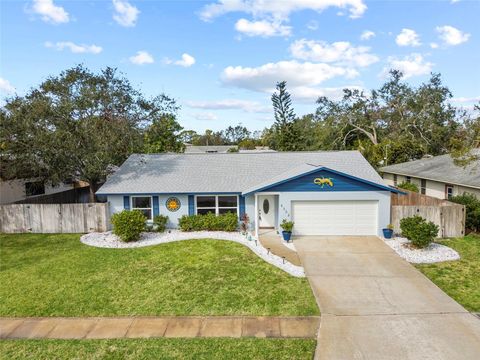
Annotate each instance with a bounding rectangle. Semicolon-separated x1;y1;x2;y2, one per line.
259;230;301;266
294;236;480;360
0;316;319;340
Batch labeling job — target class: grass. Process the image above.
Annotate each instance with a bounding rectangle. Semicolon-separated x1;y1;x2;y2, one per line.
0;338;316;360
0;233;318;317
415;234;480;312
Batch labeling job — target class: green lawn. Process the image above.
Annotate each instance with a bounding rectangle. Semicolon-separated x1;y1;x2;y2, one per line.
0;233;318;317
0;338;316;360
415;234;480;312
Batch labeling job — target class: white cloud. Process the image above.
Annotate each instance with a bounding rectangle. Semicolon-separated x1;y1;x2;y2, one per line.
290;85;363;102
290;39;379;67
200;0;367;21
31;0;69;24
44;41;102;54
0;78;16;94
436;25;470;46
186;99;270;113
165;53;196;67
430;42;439;49
360;30;375;41
221;60;358;93
395;28;421;47
112;0;139;27
191;112;218;121
451;96;480;103
129;51;154;65
383;54;433;79
235;18;291;37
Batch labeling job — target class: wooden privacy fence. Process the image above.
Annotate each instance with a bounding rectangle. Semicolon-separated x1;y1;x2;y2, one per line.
0;203;109;233
391;189;466;238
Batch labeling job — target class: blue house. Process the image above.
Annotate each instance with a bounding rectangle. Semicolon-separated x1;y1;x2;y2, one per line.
96;151;401;237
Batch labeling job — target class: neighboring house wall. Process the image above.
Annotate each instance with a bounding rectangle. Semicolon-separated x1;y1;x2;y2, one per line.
382;173;480;199
0;179;74;205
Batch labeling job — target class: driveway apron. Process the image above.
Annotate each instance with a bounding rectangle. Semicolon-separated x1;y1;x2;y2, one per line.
294;236;480;360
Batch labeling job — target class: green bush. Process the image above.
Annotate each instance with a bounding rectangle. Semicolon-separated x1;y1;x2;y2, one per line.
153;214;169;232
178;212;238;232
450;193;480;232
280;219;294;232
111;210;146;242
400;215;438;248
397;181;419;193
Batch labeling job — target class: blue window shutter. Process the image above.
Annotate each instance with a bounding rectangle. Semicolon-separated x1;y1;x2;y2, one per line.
123;196;130;210
152;196;159;217
188;195;195;215
239;195;246;219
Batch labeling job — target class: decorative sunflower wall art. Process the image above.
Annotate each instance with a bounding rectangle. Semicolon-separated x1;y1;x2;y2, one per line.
166;197;181;212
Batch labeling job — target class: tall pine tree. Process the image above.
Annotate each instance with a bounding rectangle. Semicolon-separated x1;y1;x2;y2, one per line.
271;81;301;151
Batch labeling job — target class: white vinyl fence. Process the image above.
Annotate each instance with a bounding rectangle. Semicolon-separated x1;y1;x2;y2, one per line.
0;203;109;233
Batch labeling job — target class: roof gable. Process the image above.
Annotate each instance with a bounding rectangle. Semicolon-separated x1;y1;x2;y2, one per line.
243;167;399;195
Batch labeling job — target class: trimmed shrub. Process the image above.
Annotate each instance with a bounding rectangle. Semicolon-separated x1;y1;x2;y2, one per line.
450;193;480;232
280;219;294;232
178;213;238;232
400;215;438;249
153;214;169;232
397;181;419;193
111;210;146;242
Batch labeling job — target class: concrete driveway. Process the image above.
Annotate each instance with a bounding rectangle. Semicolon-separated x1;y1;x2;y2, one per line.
294;236;480;360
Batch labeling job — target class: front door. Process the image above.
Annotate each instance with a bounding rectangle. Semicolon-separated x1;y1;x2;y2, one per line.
258;195;275;228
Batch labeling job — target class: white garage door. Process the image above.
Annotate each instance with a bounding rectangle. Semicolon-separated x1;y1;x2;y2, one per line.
292;201;378;236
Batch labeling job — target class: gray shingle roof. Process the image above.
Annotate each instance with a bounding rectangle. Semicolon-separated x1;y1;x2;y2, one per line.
184;145;237;153
379;149;480;189
96;151;388;195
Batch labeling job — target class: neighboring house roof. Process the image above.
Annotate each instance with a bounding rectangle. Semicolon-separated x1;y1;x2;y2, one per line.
379;149;480;189
184;145;237;153
97;151;392;195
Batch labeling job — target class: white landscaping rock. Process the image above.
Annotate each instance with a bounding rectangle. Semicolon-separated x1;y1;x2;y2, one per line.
384;237;460;264
80;230;305;277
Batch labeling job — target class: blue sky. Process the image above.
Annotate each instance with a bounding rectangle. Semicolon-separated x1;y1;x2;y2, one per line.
1;0;479;132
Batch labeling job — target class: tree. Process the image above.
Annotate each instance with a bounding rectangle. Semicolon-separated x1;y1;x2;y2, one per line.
271;81;301;151
143;114;184;153
0;65;178;201
313;70;466;167
224;124;251;144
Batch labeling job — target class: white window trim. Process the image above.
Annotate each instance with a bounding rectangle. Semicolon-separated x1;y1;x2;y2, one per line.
195;195;239;216
131;195;153;221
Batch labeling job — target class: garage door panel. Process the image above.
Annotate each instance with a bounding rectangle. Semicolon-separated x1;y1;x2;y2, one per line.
292;200;377;236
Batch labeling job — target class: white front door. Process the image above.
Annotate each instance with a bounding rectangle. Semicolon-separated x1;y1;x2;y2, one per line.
292;200;378;235
258;195;275;228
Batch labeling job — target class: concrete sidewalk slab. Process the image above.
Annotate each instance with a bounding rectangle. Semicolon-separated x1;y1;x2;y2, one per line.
164;317;203;338
279;317;319;338
0;319;24;338
242;317;281;338
8;319;58;339
125;318;169;338
317;313;480;360
199;317;242;338
86;318;133;339
46;318;97;339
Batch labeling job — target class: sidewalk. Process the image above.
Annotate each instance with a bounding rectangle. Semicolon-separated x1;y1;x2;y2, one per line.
258;230;301;266
0;316;319;340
